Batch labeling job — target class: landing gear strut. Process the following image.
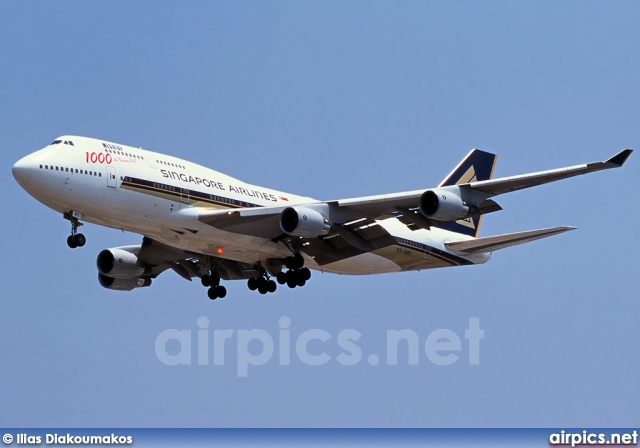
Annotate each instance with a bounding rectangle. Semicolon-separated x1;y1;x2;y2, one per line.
65;211;86;249
202;272;226;300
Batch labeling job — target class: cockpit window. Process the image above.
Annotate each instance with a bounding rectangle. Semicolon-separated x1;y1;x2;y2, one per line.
48;139;75;146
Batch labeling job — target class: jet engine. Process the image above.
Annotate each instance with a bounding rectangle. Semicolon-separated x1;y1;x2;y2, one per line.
280;206;331;238
98;273;151;291
97;248;149;278
97;247;151;291
419;188;469;221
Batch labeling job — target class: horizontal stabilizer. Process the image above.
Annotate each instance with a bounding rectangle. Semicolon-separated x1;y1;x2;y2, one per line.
445;226;576;254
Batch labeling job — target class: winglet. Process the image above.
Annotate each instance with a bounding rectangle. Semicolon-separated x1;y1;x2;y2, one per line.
605;149;633;167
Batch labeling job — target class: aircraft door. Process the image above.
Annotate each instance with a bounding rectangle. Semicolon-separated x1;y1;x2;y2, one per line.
107;166;117;188
180;187;190;203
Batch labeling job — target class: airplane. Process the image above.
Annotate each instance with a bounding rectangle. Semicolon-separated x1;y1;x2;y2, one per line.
12;136;632;301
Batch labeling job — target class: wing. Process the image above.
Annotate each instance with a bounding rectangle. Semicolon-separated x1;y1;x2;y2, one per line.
332;149;633;220
461;149;633;197
190;149;630;266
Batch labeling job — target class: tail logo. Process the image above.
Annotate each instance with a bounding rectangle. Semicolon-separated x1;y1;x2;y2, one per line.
456;165;477;185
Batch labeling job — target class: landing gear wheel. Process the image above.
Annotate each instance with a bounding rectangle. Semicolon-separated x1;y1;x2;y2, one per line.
300;268;311;281
276;272;287;285
297;278;306;288
208;285;227;300
267;280;277;293
67;235;78;249
293;253;304;269
247;278;258;291
258;283;268;295
202;273;220;287
284;257;295;270
287;277;297;289
74;233;86;247
284;253;305;270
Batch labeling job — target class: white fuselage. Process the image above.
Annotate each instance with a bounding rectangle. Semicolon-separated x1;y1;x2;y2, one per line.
13;136;490;274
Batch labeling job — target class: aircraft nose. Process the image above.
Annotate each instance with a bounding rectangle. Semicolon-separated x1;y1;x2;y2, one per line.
12;156;33;187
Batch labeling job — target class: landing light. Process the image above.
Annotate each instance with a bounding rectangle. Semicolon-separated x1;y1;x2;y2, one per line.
216;247;224;255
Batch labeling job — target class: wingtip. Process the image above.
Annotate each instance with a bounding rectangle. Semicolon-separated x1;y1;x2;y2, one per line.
605;149;633;167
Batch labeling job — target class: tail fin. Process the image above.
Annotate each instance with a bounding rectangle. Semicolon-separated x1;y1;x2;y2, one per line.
437;149;497;238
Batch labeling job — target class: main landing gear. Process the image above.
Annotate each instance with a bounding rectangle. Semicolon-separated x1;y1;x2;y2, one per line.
203;253;312;301
247;274;277;295
277;253;311;289
276;267;311;289
65;211;86;249
247;253;312;295
202;272;227;300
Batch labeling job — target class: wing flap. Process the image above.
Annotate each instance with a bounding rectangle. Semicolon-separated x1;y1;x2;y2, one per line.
444;226;576;254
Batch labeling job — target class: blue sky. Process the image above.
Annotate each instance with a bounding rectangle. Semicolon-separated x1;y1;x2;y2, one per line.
1;1;638;428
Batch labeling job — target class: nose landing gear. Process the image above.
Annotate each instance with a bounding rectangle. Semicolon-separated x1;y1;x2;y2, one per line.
65;211;86;249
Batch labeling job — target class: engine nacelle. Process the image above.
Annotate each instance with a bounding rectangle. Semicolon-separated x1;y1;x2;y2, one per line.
280;206;331;238
419;188;469;221
97;248;147;279
98;273;152;291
